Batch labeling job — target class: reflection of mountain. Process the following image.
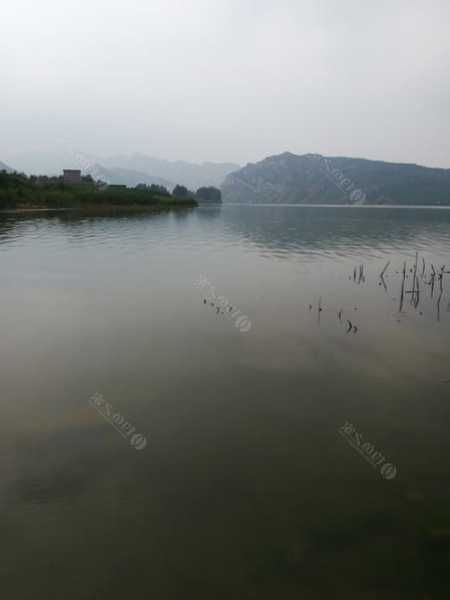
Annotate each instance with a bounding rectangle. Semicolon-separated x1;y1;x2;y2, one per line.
2;205;450;261
220;205;450;257
222;152;450;206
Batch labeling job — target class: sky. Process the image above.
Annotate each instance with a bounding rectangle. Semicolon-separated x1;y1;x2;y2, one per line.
1;0;450;168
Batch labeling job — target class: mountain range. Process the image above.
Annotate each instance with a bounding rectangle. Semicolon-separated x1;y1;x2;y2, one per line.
221;152;450;205
5;151;239;191
85;164;173;189
100;154;239;190
5;150;450;205
0;161;13;173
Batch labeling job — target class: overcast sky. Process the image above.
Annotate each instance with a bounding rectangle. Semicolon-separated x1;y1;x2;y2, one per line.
1;0;450;167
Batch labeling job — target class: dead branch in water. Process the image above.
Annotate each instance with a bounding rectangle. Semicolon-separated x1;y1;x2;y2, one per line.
430;268;436;299
411;251;418;305
358;264;365;284
437;288;443;322
380;261;390;278
399;261;407;313
438;265;445;294
414;277;420;309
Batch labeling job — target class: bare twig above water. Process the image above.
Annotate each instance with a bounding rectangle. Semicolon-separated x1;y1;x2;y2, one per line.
437;288;443;322
379;260;390;293
438;265;445;294
380;261;390;278
411;252;418;306
414;277;420;309
399;261;407;313
358;264;365;284
429;264;436;299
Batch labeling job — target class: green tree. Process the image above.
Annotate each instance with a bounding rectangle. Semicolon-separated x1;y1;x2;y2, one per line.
196;186;222;202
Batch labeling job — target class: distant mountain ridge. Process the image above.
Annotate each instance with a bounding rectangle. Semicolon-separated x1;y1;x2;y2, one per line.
101;153;239;190
0;161;13;173
7;150;239;190
86;164;173;189
222;152;450;205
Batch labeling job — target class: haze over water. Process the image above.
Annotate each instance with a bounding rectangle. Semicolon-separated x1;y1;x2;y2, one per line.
1;205;450;599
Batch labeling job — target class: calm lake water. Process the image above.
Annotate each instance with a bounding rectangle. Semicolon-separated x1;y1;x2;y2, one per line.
1;205;449;599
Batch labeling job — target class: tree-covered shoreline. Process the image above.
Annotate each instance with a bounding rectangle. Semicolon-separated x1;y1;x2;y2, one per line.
0;171;199;211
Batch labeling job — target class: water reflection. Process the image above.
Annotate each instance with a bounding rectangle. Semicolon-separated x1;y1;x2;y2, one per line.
0;206;449;599
222;205;450;259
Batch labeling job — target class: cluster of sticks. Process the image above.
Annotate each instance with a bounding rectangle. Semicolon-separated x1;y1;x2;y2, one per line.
380;253;449;320
308;254;448;340
351;264;366;284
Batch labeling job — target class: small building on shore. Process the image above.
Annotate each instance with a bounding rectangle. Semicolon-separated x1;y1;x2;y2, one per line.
63;169;82;185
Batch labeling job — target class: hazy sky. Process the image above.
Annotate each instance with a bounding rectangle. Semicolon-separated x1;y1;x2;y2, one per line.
2;0;450;167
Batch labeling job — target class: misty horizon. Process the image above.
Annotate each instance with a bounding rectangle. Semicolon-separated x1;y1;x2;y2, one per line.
2;0;450;169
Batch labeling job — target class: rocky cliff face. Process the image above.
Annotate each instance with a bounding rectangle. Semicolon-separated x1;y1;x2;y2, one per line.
222;152;450;205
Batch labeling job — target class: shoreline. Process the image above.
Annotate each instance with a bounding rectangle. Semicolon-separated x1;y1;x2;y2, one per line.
221;203;450;209
3;203;450;214
0;203;197;214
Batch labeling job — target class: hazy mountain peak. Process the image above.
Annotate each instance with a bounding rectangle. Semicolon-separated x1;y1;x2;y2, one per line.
222;152;450;206
5;151;240;190
86;163;173;189
101;153;240;189
0;161;14;173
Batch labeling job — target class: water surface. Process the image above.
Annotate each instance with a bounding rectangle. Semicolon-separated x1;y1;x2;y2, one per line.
1;206;449;599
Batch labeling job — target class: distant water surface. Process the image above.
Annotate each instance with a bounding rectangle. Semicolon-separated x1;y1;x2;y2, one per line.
1;205;449;599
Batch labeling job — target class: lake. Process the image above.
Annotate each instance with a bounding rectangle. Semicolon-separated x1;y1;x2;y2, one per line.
1;205;449;599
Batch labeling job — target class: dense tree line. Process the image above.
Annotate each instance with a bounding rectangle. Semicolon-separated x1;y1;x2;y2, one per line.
196;186;222;202
172;184;222;202
0;170;222;210
135;183;171;196
0;171;197;210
